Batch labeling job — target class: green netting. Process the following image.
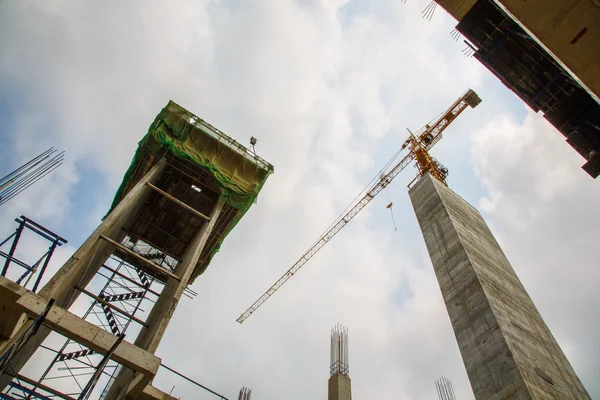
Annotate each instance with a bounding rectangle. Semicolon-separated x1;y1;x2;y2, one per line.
106;100;273;280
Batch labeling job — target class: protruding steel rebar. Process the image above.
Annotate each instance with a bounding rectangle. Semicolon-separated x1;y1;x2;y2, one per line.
422;1;437;21
238;386;252;400
435;376;457;400
0;148;65;207
450;29;461;42
330;324;349;377
462;40;477;57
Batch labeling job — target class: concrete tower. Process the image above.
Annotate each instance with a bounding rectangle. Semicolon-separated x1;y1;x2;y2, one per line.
328;324;351;400
0;101;273;399
410;173;589;399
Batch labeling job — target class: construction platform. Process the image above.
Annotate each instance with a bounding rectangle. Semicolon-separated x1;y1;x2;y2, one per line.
109;100;274;283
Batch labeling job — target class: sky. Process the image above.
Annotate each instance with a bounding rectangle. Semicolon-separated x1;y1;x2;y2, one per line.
0;0;599;399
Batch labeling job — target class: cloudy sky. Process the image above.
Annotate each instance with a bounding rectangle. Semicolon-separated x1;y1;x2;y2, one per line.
1;1;598;399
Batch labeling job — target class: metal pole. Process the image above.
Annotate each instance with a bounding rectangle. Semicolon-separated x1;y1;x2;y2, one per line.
1;219;25;276
77;334;125;400
32;240;59;293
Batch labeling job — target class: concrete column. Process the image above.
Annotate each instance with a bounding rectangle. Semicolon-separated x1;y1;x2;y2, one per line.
0;160;166;391
409;173;589;399
328;374;352;400
106;198;225;400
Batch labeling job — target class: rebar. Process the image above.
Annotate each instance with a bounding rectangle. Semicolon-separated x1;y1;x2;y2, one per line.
0;148;65;207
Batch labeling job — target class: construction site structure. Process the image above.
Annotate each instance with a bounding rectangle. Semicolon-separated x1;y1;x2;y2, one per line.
237;89;481;323
328;324;351;400
435;377;456;400
0;216;67;293
0;100;273;399
410;173;590;399
436;0;600;177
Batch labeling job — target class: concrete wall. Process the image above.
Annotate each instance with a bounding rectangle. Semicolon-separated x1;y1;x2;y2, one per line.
435;0;600;98
328;374;352;400
409;174;589;399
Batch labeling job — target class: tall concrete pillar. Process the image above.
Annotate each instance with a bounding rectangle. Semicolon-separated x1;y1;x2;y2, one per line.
409;173;589;399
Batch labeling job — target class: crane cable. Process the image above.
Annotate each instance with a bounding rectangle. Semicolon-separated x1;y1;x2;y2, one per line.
304;143;406;250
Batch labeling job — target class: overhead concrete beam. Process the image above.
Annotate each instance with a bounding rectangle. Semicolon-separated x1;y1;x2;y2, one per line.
14;290;160;380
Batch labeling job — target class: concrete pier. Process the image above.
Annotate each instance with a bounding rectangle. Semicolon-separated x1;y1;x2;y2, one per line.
328;374;352;400
409;173;589;399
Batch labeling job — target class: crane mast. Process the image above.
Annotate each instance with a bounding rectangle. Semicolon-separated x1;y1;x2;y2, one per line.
237;89;481;324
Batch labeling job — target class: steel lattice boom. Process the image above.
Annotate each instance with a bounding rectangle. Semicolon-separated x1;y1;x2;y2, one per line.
237;89;481;323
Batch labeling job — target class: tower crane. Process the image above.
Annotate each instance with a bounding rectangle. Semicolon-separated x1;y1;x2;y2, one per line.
237;89;482;323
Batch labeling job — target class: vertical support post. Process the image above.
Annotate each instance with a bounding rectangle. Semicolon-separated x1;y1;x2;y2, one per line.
31;240;58;293
105;198;225;399
1;220;25;276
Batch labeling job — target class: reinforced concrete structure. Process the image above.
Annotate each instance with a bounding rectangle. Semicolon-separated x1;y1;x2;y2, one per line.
0;101;273;399
410;173;589;399
328;324;351;400
436;0;600;178
238;386;252;400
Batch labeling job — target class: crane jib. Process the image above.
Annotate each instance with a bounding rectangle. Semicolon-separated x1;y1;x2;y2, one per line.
236;89;480;323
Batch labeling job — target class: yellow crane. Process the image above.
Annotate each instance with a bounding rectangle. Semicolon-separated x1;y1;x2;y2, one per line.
237;89;482;323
